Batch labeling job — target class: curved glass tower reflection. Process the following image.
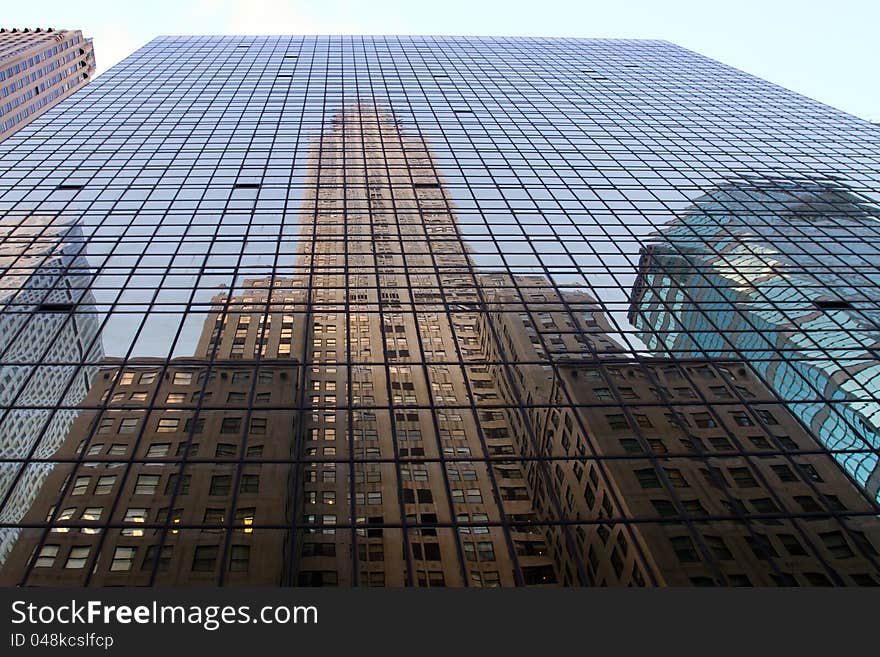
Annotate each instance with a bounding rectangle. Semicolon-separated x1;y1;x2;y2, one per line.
629;177;880;501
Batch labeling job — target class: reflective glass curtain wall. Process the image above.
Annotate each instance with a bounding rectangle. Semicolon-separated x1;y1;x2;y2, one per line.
0;36;879;587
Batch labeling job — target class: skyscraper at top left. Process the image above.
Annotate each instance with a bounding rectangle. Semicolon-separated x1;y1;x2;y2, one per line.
0;28;95;142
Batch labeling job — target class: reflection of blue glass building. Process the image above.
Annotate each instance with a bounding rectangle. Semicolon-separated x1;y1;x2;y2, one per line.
0;35;879;587
0;216;102;563
629;177;880;502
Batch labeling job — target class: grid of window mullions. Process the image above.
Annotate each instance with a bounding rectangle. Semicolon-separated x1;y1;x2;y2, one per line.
0;36;879;587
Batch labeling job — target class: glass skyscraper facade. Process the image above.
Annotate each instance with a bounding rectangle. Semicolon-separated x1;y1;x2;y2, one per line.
0;35;879;587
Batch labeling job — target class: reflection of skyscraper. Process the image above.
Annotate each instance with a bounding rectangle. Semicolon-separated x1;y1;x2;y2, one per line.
0;215;102;563
4;118;880;587
286;105;563;587
483;273;880;585
628;177;880;502
0;272;306;585
1;107;562;587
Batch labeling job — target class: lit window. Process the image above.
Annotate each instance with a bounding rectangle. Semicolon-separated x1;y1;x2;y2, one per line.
34;545;59;568
64;546;90;569
122;508;148;536
80;507;102;534
51;508;76;533
236;508;255;534
173;372;193;385
156;418;179;433
134;475;160;495
110;546;136;571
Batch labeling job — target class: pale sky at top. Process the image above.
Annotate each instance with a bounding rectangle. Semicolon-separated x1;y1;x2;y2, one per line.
4;0;879;122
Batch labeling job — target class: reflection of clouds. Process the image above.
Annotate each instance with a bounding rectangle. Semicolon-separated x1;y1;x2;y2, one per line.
711;249;787;294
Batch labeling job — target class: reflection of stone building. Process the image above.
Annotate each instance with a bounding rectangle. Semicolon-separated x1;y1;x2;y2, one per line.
0;272;304;585
4;118;880;587
628;177;880;502
0;216;102;565
0;356;299;586
1;106;556;587
481;276;880;584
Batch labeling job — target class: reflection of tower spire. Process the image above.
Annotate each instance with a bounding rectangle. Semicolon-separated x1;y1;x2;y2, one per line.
298;103;470;258
291;103;560;586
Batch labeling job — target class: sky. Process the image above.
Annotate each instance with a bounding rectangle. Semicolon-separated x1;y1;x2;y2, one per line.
4;0;879;122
